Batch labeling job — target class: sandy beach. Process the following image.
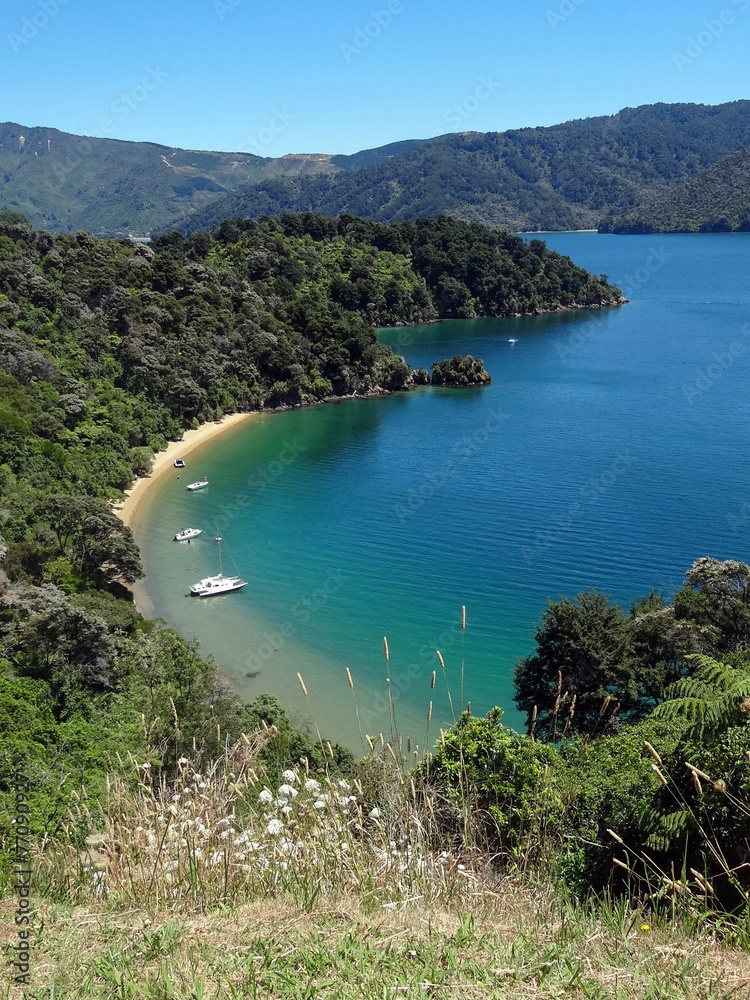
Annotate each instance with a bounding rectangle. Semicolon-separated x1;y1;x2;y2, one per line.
115;413;259;529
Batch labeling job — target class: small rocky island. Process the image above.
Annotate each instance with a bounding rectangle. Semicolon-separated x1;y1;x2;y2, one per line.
420;355;491;387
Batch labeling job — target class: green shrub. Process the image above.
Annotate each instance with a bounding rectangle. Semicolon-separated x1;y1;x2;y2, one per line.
421;708;562;866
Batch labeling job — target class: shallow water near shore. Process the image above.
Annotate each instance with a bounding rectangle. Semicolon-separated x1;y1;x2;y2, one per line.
132;233;750;752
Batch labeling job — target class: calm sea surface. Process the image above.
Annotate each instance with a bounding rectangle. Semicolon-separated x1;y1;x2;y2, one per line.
132;233;750;751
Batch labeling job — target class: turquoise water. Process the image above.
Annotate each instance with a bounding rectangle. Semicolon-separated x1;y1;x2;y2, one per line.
132;233;750;751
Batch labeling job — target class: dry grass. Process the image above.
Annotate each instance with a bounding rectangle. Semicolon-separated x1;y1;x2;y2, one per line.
3;724;750;997
3;887;750;999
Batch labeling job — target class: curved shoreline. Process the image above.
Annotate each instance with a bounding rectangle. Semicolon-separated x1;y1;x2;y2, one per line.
114;413;260;529
114;300;626;532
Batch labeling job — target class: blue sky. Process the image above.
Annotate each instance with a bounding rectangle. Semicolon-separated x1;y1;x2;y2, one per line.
2;0;749;155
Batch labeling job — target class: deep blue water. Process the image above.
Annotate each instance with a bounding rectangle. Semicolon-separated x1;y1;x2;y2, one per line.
133;233;750;751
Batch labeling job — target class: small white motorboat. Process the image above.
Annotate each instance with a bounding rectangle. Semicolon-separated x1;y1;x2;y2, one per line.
174;528;202;542
174;458;186;468
186;479;209;491
190;573;248;597
508;339;518;344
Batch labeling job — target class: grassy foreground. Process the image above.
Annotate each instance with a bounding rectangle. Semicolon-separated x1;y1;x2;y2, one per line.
2;733;750;999
3;888;750;999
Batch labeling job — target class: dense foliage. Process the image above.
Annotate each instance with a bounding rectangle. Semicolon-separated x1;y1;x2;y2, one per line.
513;558;750;739
430;355;490;386
182;102;750;235
602;146;750;233
421;558;750;912
459;557;750;905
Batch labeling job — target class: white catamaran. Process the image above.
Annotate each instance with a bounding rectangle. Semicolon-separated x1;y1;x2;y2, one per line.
190;534;247;598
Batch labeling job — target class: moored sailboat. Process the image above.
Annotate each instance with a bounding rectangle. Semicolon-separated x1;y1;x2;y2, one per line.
190;533;247;597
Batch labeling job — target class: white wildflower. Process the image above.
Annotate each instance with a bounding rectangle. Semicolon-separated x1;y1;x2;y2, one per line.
282;769;298;784
216;818;232;830
266;818;284;836
274;796;289;808
209;851;224;865
258;789;273;805
277;784;298;798
304;778;321;793
313;799;326;810
337;779;351;791
281;805;293;815
369;807;381;820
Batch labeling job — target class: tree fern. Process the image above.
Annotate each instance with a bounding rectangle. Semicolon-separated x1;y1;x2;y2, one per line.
653;654;750;738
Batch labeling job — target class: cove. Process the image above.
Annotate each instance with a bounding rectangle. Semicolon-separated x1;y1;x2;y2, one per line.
132;233;750;752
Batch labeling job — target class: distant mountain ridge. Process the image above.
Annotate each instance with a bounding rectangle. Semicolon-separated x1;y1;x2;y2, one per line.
0;123;345;236
2;101;750;236
180;101;750;235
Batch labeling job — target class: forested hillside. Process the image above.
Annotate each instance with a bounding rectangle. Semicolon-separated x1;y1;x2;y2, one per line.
0;212;620;858
0;122;342;236
181;102;750;234
5;101;750;238
602;146;750;233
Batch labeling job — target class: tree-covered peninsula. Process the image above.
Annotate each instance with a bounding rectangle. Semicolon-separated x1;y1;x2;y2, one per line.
0;210;620;846
1;211;750;978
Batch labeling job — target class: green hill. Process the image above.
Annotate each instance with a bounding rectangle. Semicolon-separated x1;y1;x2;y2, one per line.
179;101;750;235
5;101;750;238
601;146;750;233
0;123;346;237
